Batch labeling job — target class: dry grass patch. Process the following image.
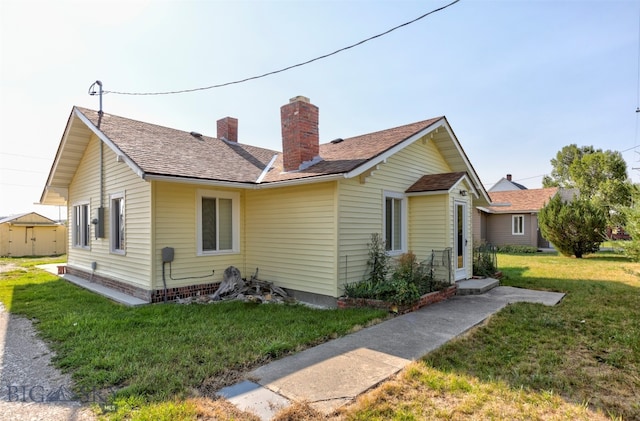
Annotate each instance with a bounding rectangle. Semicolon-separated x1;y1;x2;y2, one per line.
339;362;609;420
272;401;329;420
189;397;261;420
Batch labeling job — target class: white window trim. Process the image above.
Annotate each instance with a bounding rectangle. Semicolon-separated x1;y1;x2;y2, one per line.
196;189;240;256
72;201;90;250
512;214;525;236
110;192;126;255
383;191;407;255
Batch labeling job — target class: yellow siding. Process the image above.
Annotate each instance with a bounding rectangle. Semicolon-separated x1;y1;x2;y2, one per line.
245;182;338;297
0;225;7;256
408;195;448;255
67;136;152;289
152;182;244;289
337;138;453;291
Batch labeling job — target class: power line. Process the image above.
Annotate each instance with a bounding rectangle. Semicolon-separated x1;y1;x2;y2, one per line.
0;167;47;174
0;152;50;160
514;174;547;182
0;182;43;188
620;144;640;153
103;0;461;96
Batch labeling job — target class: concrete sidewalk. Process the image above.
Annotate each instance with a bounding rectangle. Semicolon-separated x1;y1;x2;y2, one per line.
37;264;147;306
217;286;565;420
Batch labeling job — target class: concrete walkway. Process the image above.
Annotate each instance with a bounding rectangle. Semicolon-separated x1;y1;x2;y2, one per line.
217;286;565;420
37;264;147;306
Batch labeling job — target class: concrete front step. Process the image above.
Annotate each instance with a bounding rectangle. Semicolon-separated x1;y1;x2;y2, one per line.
456;278;499;295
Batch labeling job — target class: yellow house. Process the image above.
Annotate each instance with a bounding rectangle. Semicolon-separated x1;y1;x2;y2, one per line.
40;96;490;306
0;212;66;257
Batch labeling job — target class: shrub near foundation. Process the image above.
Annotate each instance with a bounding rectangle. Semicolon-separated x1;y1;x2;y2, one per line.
344;244;449;307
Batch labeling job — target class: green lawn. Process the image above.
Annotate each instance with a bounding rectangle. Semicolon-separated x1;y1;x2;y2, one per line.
339;252;640;420
2;253;638;420
0;257;386;419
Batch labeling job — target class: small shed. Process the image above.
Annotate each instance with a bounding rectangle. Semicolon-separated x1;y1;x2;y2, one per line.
0;212;66;257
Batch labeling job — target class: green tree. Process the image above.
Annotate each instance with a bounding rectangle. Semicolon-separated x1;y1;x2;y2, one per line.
542;144;632;226
538;194;606;258
622;187;640;262
542;144;595;188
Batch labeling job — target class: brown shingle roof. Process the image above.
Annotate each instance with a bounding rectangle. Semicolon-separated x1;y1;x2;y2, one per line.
405;172;468;193
487;187;559;213
76;107;277;183
260;117;443;182
76;107;443;184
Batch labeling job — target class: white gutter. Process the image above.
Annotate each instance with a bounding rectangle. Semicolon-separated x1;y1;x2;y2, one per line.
255;173;345;189
143;174;257;189
143;172;345;189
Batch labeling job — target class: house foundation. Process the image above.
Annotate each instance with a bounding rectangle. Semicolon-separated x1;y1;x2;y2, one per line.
65;267;221;304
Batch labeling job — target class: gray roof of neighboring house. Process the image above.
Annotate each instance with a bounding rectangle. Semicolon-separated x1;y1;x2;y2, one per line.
488;178;528;192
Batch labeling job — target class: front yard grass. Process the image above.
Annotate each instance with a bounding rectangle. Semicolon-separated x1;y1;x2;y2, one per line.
339;251;640;420
2;253;639;420
0;257;386;418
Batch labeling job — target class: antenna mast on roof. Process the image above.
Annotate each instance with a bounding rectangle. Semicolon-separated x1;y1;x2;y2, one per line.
88;80;104;128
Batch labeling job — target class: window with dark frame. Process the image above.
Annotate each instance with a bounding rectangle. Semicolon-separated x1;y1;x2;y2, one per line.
111;196;125;252
512;215;524;235
385;196;403;252
73;203;90;248
201;197;233;252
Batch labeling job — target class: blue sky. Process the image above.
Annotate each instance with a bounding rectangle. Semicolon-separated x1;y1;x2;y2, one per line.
1;0;638;220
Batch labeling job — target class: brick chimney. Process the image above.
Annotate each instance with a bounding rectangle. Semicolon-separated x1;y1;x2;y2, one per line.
281;96;319;172
217;117;238;142
506;174;512;181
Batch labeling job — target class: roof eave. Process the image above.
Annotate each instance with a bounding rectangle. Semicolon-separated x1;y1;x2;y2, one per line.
439;119;491;205
143;172;345;189
40;107;147;206
343;117;491;205
344;118;445;180
73;108;146;180
39;109;76;205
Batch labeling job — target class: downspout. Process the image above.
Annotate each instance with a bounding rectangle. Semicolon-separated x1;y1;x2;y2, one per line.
89;81;106;239
96;80;104;212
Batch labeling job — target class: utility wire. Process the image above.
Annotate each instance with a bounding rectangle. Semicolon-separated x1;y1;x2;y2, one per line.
514;174;547;182
0;152;51;160
620;144;640;153
0;167;47;174
103;0;461;96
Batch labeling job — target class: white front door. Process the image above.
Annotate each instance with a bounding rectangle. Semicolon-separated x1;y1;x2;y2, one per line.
454;201;467;280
